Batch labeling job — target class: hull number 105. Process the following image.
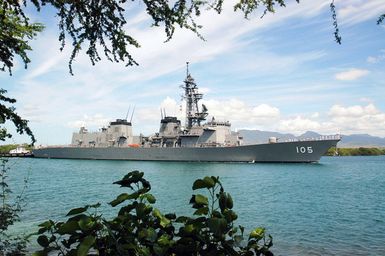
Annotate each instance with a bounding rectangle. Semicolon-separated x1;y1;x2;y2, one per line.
296;146;313;154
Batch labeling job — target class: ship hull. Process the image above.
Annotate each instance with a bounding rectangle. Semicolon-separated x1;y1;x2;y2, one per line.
33;139;339;163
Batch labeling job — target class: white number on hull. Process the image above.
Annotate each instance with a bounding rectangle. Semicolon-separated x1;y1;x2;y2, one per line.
296;146;313;154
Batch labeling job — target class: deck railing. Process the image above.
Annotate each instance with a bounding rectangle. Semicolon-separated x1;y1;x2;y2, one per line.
281;134;341;143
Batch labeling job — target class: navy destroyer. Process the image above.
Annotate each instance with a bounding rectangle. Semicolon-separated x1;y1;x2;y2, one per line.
33;64;340;162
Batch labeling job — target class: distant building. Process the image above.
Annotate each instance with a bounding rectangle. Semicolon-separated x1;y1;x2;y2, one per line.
9;147;30;154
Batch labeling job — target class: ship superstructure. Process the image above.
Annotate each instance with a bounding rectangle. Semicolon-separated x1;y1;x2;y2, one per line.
69;63;242;149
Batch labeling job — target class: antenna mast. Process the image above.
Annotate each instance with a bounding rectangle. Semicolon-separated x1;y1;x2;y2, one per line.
130;105;136;123
125;106;131;120
182;62;208;130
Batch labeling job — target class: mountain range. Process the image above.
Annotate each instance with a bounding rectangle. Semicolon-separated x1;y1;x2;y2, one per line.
238;130;385;148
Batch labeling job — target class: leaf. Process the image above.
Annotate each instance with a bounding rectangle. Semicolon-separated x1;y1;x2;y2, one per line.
212;210;222;218
165;213;176;220
67;207;88;216
153;208;162;219
32;251;47;256
207;217;227;236
203;176;215;188
38;220;53;229
139;247;151;256
160;216;171;228
88;202;101;208
68;214;88;222
175;216;190;223
223;209;238;222
239;225;245;235
153;208;171;228
109;193;130;207
192;176;215;190
184;224;195;233
153;244;166;255
37;235;49;247
78;217;95;231
77;235;95;256
193;206;209;216
145;227;157;242
57;220;79;235
157;234;172;247
194;194;208;205
141;193;156;204
113;171;144;187
219;192;233;211
136;202;151;218
249;227;265;240
219;193;226;211
192;179;206;190
226;193;233;209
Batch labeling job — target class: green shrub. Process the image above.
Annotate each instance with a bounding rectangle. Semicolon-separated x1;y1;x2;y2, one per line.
33;171;273;256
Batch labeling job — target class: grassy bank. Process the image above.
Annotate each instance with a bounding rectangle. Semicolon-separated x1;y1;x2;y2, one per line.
325;147;385;156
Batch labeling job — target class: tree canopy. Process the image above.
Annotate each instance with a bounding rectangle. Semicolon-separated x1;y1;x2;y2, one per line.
0;89;36;144
1;0;383;76
0;6;43;75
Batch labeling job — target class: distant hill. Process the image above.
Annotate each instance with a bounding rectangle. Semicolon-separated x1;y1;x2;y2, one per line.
238;130;385;148
338;134;385;147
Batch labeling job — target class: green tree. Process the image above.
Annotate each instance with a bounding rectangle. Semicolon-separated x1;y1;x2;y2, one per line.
1;7;40;144
1;0;383;75
0;7;44;75
0;89;35;144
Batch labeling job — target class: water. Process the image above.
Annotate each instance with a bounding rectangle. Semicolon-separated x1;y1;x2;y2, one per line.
4;156;385;255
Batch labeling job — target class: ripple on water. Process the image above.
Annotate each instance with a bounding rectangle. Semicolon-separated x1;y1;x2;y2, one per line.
4;156;385;255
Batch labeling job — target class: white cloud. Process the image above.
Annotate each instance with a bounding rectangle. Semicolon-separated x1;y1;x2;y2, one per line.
329;103;379;117
159;97;183;118
278;116;321;135
311;112;320;118
251;104;280;118
202;99;280;127
67;114;110;129
337;0;385;25
328;103;385;136
335;68;369;81
367;49;385;64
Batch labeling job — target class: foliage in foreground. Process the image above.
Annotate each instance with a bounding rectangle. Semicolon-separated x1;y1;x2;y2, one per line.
2;1;384;75
33;171;273;256
0;89;36;145
0;158;29;256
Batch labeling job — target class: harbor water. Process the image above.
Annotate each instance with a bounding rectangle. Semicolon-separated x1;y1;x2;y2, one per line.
4;156;385;255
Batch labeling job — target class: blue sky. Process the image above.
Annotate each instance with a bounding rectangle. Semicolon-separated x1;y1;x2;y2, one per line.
1;0;385;145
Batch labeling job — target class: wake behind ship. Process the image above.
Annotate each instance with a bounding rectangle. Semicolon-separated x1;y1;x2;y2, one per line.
33;64;340;162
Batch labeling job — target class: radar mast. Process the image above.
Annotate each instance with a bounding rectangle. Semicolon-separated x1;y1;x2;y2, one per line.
182;62;208;130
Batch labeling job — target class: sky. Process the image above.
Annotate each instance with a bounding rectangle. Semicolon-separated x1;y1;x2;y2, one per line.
1;0;385;145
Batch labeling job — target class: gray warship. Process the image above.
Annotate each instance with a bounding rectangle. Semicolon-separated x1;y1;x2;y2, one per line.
33;65;340;162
